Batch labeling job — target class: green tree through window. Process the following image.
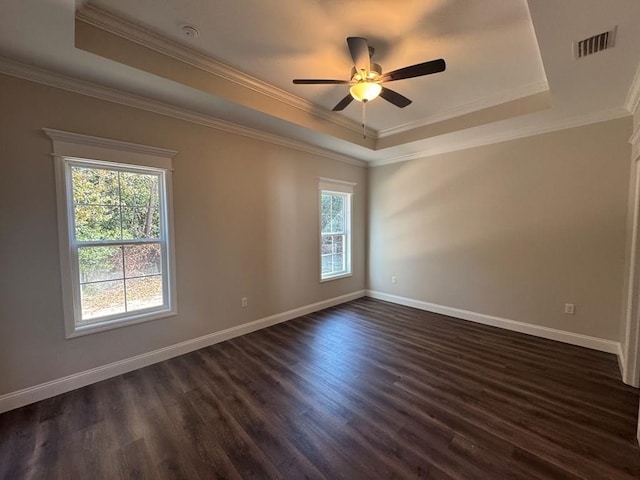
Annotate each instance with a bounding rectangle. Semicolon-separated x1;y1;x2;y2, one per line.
70;163;166;322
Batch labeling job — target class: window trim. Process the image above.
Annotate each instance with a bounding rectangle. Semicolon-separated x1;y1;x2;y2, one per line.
319;178;355;282
45;129;178;338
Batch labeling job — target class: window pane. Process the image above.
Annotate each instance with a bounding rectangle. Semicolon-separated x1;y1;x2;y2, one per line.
328;234;344;254
321;193;346;234
331;214;344;234
72;167;119;206
322;233;346;277
74;205;121;241
120;172;159;207
321;255;332;274
126;275;163;311
321;214;333;234
122;207;160;240
321;194;332;234
81;280;125;320
332;253;344;271
331;195;344;216
321;235;333;255
124;244;162;277
336;236;344;255
78;246;123;283
322;253;344;275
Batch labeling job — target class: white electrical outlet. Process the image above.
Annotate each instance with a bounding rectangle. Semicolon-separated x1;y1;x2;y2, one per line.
564;303;575;315
391;276;397;284
241;297;248;308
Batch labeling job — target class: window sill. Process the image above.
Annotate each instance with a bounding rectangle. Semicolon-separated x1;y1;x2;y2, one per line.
320;272;353;283
66;307;177;338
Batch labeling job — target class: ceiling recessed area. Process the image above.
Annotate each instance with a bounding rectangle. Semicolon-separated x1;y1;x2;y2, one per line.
0;0;639;164
85;0;548;132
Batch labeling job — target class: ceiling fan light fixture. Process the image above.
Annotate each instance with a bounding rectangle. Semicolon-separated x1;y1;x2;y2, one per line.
293;37;445;111
350;82;382;102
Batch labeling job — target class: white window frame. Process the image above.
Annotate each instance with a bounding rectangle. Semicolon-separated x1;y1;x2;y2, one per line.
45;129;178;338
319;178;355;282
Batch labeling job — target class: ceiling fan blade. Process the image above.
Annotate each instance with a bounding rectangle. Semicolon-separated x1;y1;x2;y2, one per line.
347;37;370;75
332;94;354;111
379;87;412;108
293;79;350;84
381;58;446;82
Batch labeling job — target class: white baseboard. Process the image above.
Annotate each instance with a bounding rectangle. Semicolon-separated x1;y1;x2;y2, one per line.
367;290;621;355
0;290;366;414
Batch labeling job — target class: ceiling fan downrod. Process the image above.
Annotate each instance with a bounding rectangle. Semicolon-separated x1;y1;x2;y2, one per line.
362;100;367;139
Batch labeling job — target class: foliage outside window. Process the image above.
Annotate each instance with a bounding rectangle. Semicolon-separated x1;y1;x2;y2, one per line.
46;129;177;337
71;162;167;323
320;179;354;281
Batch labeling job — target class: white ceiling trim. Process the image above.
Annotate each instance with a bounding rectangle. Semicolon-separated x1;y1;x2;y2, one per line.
2;55;631;170
0;57;366;168
370;107;630;168
76;5;377;139
377;80;550;138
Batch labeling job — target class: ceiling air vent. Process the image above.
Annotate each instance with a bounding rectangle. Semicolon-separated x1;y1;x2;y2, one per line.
574;27;616;59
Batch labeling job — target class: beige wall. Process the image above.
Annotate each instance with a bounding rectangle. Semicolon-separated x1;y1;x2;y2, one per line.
369;118;632;341
0;74;366;395
0;71;634;398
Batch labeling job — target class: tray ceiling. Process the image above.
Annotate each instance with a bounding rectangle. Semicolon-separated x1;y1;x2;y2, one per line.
0;0;639;164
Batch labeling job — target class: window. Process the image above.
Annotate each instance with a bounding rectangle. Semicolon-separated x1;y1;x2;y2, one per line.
319;178;355;281
45;129;177;337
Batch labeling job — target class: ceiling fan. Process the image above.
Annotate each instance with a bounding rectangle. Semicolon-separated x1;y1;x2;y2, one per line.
293;37;446;112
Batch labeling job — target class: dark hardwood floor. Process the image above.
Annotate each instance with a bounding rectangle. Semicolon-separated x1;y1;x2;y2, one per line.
1;297;639;479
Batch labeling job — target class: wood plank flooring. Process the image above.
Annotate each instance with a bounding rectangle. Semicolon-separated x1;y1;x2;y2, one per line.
1;297;639;479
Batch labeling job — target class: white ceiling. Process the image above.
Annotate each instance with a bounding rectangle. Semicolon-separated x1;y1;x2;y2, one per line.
1;0;639;164
87;0;547;133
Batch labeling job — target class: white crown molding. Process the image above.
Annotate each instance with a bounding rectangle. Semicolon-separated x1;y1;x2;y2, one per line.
369;107;630;167
76;5;377;140
1;56;630;170
0;290;366;413
0;57;366;167
376;81;550;138
367;290;621;354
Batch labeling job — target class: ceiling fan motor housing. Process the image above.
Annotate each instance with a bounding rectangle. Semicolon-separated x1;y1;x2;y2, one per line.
351;63;382;82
